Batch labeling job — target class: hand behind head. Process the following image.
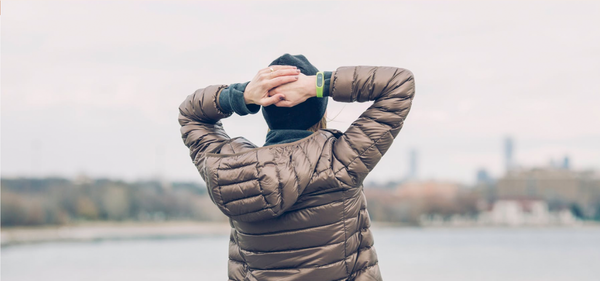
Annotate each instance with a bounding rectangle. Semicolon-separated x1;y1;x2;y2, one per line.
268;73;316;107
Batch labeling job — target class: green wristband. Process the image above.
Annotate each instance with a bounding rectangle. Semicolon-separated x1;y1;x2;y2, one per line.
316;71;324;98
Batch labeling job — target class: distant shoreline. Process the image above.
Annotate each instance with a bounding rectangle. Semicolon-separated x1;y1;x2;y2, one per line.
3;220;599;247
1;221;231;247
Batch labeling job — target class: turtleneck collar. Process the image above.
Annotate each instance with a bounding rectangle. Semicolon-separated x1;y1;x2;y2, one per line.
264;129;314;146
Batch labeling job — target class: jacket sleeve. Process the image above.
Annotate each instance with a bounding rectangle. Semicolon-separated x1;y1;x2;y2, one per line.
178;84;234;187
328;66;416;187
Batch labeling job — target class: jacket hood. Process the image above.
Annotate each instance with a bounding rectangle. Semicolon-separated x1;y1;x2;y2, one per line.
201;131;334;222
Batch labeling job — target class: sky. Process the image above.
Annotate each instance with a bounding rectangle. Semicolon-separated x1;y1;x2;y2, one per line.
2;1;600;185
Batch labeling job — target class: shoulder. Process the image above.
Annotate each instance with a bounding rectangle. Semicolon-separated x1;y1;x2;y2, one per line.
217;137;259;155
319;128;343;139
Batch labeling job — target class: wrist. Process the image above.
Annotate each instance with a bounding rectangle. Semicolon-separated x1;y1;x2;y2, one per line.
306;75;317;98
243;84;257;105
243;91;254;104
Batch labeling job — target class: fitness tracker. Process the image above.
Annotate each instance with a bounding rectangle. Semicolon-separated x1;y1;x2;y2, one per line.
316;72;324;98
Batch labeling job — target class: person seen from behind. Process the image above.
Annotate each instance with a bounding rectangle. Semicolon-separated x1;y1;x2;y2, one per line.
178;53;416;280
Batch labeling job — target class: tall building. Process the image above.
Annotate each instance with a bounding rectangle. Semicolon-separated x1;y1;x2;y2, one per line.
562;156;570;170
476;168;493;184
504;137;514;174
475;168;497;202
407;148;418;180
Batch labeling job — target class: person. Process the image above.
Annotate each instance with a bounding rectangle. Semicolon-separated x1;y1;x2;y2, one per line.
178;54;416;281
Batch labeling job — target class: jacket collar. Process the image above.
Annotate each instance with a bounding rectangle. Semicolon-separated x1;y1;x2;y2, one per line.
264;129;314;146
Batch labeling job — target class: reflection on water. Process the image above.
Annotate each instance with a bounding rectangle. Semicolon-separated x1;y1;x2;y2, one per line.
2;227;599;281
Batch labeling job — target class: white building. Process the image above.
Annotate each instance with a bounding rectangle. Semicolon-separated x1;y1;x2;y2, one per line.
480;200;578;226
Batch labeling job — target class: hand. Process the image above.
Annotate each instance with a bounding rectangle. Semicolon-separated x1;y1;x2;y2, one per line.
244;65;300;106
269;73;316;107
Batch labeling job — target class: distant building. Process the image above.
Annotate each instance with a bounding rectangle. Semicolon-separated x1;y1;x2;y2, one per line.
406;148;418;180
396;180;460;200
478;199;578;226
562;156;570;170
421;199;579;227
497;168;600;217
475;168;496;202
504;137;515;174
476;168;493;184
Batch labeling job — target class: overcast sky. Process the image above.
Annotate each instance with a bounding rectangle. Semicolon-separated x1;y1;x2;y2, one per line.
2;1;599;184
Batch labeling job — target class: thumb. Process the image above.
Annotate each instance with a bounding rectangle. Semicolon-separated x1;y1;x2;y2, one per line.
260;94;286;106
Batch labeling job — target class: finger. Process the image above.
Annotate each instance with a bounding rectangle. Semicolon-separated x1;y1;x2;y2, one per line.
266;75;298;89
269;68;301;78
259;65;297;74
260;94;286;107
271;65;297;71
267;89;278;97
275;100;295;107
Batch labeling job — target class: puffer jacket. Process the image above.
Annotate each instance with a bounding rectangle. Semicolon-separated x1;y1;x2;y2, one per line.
179;66;415;281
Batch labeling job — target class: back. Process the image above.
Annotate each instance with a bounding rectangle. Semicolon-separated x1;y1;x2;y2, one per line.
179;66;415;280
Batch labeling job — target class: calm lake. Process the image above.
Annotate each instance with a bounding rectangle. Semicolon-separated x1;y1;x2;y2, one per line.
2;227;599;281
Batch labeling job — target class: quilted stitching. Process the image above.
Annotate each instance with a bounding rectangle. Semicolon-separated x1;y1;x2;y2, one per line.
178;66;415;281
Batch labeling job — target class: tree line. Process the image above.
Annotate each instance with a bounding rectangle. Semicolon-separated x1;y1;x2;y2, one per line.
1;177;225;227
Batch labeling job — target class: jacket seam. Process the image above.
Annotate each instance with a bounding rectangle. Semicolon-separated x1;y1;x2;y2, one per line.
217;161;257;171
369;67;377;100
233;199;346;236
351;260;379;279
247;257;347;272
296;143;315;173
236;217;344;237
274;150;285;214
333;126;390;178
240;238;346;255
351;66;358;102
214;86;232;116
234;228;256;280
231;206;273;220
342;189;349;275
356;124;387;158
360;111;404;128
331;68;339;97
196;88;209;121
229;258;246;265
256;152;275;215
222;193;263;207
290;152;301;201
218;178;257;188
216;158;228;211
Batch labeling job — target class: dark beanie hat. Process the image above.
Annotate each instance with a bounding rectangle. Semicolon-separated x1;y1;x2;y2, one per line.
262;54;328;130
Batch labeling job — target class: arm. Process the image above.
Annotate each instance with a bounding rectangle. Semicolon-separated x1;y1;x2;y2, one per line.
178;85;232;187
329;66;415;187
270;66;415;186
178;66;300;196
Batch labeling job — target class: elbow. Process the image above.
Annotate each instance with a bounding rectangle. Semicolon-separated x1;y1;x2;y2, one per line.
388;68;416;100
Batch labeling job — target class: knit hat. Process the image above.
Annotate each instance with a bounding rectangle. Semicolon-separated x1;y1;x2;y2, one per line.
262;54;328;130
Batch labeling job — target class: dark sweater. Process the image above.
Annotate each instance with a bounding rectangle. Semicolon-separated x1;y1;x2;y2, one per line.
218;72;332;146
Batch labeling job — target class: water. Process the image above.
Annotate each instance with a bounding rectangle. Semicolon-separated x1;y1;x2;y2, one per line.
2;227;599;281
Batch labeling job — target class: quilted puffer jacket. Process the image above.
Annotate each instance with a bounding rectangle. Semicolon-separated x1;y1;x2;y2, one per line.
179;66;415;281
